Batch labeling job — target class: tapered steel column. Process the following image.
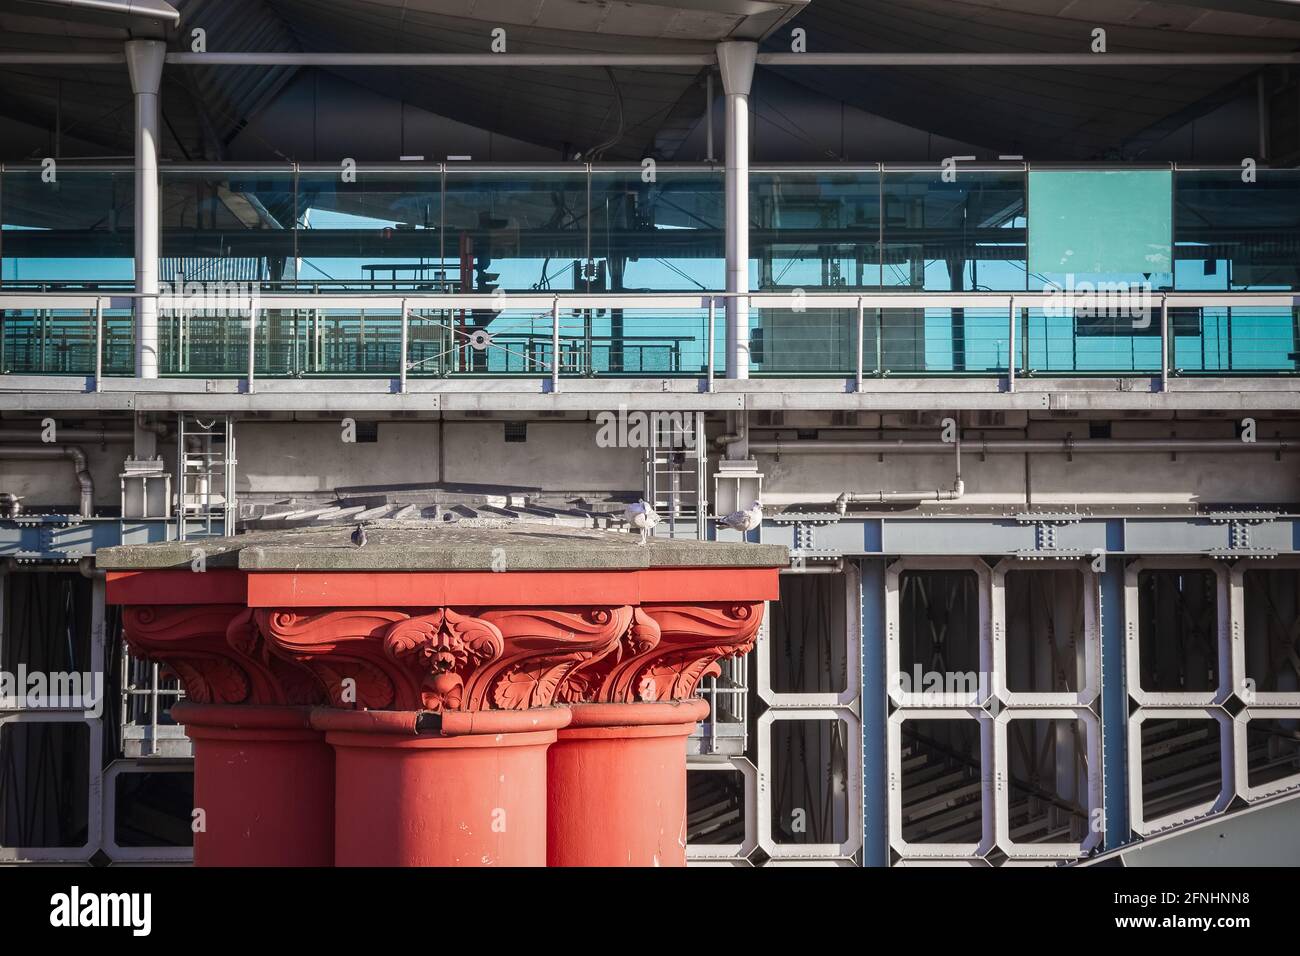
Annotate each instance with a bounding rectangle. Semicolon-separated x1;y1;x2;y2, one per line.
125;40;166;380
717;41;756;380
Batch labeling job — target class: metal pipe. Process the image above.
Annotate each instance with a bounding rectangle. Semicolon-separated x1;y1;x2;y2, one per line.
167;52;715;67
0;493;21;518
718;42;756;381
705;71;715;162
551;297;561;393
94;297;103;392
855;297;865;392
751;438;1293;455
756;52;1300;67
706;295;716;391
126;40;166;380
0;428;132;443
1;445;93;517
6;51;1296;68
833;432;964;514
400;299;409;393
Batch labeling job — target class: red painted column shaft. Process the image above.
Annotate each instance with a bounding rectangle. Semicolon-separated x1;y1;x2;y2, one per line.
173;703;334;867
313;707;570;867
547;699;710;867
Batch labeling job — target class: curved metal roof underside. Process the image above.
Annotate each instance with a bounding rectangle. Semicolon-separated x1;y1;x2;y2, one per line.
0;0;1298;162
771;0;1300;160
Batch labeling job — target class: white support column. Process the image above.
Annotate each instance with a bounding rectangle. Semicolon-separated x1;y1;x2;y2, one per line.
717;41;756;381
126;40;166;381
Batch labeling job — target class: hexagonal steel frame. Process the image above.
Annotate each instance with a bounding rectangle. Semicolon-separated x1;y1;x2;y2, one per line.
991;559;1100;708
102;758;195;863
888;707;994;859
0;712;102;863
1233;708;1300;803
886;558;992;709
1124;557;1231;707
757;707;864;860
994;707;1102;859
759;564;862;708
1231;557;1300;708
1126;706;1234;836
685;756;758;861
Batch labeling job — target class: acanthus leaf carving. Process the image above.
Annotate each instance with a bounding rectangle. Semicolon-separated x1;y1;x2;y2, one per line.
257;608;413;709
595;602;763;703
472;606;631;710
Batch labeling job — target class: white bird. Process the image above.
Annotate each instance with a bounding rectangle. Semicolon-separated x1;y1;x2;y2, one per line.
625;499;660;545
718;500;763;539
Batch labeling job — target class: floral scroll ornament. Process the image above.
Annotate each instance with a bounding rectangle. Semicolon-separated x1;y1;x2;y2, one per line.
383;609;505;711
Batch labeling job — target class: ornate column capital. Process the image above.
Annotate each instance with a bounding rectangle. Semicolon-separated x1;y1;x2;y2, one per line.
130;598;766;713
557;601;764;704
258;605;631;712
122;605;322;705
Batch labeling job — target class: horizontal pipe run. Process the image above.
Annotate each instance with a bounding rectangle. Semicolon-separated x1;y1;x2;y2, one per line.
0;445;93;517
756;52;1300;67
751;438;1293;456
3;52;1298;68
0;429;133;443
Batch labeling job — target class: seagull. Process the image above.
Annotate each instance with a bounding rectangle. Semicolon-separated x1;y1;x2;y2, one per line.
350;525;367;547
625;499;660;545
718;500;763;539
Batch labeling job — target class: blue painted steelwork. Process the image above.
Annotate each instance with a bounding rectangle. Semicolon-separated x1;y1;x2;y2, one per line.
1099;525;1131;850
860;558;888;866
0;517;218;561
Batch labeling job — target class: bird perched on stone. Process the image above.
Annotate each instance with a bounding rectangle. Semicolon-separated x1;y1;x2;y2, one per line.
625;499;660;545
350;525;367;547
718;500;762;538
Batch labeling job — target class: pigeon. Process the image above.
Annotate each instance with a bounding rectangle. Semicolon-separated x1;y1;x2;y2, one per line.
718;500;763;539
350;525;367;548
625;499;660;545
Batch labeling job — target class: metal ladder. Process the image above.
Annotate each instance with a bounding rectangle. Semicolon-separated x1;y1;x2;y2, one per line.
175;414;237;540
644;410;708;541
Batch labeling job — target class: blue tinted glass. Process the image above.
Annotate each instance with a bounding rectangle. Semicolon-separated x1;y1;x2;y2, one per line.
2;167;134;287
882;170;1026;292
161;167;296;287
296;168;440;290
1175;169;1300;291
751;170;880;290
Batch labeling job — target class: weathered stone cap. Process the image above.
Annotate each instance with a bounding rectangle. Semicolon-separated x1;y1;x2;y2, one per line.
95;520;789;572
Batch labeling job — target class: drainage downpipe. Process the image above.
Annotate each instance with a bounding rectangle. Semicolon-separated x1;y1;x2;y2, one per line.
1;446;94;517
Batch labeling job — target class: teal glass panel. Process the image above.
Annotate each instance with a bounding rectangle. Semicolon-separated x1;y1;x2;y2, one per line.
881;170;1026;292
1028;170;1172;290
1171;307;1299;374
1175;169;1300;291
2;167;134;288
161;167;296;288
295;168;441;290
750;170;880;290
